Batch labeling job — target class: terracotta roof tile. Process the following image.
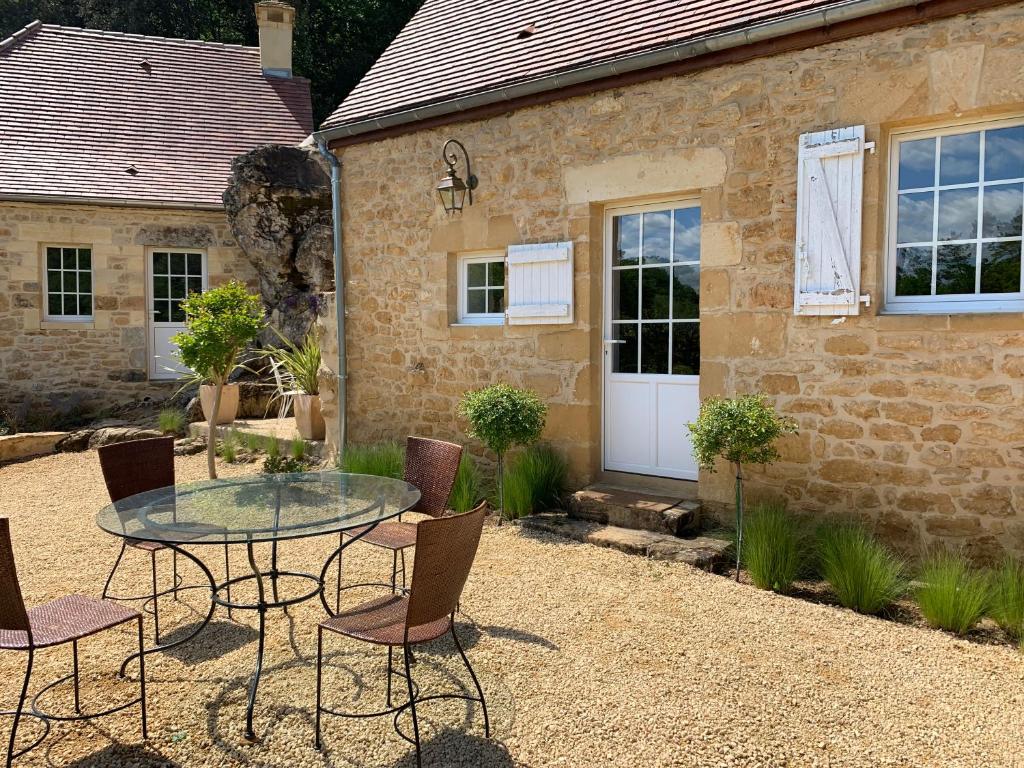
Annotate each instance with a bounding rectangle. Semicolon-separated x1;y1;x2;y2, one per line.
0;22;313;208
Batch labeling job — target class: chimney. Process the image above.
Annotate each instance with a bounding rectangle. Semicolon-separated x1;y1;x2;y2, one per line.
255;1;295;77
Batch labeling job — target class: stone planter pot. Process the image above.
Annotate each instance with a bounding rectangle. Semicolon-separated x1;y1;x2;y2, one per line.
200;383;239;425
293;393;325;441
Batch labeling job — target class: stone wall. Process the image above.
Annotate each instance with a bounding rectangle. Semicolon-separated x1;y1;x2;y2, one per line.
0;201;257;412
322;3;1024;560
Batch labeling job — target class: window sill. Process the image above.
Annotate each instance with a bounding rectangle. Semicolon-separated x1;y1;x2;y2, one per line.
40;320;95;330
449;322;505;340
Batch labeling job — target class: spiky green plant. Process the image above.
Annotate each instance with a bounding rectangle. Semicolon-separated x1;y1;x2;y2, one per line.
818;523;906;615
989;558;1024;641
157;408;187;436
218;429;240;463
741;503;810;594
449;454;483;513
264;435;281;459
339;442;405;479
264;329;321;396
916;550;990;635
500;444;569;519
242;432;264;453
290;436;309;461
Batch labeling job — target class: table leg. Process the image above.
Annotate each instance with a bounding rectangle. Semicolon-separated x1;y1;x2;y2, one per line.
245;541;267;742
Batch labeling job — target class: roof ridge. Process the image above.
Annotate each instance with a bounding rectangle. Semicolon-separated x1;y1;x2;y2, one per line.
36;23;259;52
0;19;43;54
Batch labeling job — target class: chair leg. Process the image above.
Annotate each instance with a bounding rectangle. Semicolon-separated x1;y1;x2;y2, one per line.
452;623;490;738
391;550;398;594
72;640;81;714
335;533;343;615
137;617;148;739
101;541;128;599
399;549;407;592
150;551;160;645
314;627;323;750
386;646;394;708
402;644;422;768
7;649;33;768
172;550;179;602
224;543;233;620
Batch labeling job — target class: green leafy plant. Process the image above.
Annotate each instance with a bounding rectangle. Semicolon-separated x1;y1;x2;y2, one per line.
264;329;321;396
157;408;187;436
339;442;405;479
741;502;810;594
916;550;990;635
500;444;568;519
989;558;1024;641
263;454;314;474
264;436;281;459
290;436;309;461
459;384;547;519
687;394;797;580
218;429;240;463
242;432;264;453
171;281;265;479
449;454;483;513
818;522;906;615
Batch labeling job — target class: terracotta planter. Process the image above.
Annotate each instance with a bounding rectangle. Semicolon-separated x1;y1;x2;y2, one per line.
293;393;325;440
200;383;239;426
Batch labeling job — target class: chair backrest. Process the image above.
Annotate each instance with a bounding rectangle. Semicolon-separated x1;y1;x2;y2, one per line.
98;436;175;503
0;519;30;635
404;436;462;518
405;502;487;629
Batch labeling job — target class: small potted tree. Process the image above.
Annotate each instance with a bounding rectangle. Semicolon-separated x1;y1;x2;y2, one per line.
172;281;265;479
459;383;547;521
265;330;324;440
687;393;797;581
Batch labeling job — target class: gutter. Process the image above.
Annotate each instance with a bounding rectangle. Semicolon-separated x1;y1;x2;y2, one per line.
315;0;982;145
314;137;347;458
0;192;224;211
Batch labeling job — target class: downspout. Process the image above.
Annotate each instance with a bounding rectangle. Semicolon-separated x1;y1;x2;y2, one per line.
314;137;347;457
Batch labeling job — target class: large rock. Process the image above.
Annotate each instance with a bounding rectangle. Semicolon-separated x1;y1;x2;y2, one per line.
223;144;333;344
87;427;163;449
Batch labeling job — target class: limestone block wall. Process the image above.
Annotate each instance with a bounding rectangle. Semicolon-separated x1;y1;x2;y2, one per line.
324;3;1024;559
0;201;257;412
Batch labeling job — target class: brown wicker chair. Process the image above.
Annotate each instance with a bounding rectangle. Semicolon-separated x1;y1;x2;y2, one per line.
316;502;489;766
337;436;463;608
0;518;147;767
99;437;232;641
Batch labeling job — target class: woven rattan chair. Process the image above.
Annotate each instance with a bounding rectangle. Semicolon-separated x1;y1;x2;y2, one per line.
99;437;232;641
0;518;147;767
316;502;489;766
337;436;462;608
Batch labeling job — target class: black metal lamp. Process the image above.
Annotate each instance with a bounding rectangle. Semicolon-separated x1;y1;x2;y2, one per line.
437;138;478;214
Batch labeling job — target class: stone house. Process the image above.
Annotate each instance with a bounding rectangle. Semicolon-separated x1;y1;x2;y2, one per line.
314;0;1024;559
0;2;311;413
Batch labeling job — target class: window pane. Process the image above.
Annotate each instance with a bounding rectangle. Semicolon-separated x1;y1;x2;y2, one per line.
981;241;1022;294
612;324;638;373
153;252;168;274
48;295;61;315
170;253;186;274
898;137;935;189
612;269;638;320
640;323;669;374
154;301;170;323
641;266;671;319
897;192;934;243
487;261;504;287
187;277;202;296
939;132;980;186
672;265;700;319
78;271;91;293
62;249;77;269
170;299;185;323
937;187;978;241
78;295;91;316
78;249;91;269
466;262;486;288
985;126;1024;182
895;246;933;296
46;248;61;269
466;289;486;314
187;253;202;276
47;271;61;292
613;214;640;266
982;183;1023;238
63;295;77;315
62;271;77;292
641;211;671;264
672;207;701;262
170;276;186;299
672;323;700;375
153;276;169;299
487;289;504;314
936;243;976;295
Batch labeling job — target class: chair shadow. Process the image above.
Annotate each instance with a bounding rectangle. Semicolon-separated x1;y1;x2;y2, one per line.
56;742;182;767
480;625;559;651
386;729;515;768
159;619;259;665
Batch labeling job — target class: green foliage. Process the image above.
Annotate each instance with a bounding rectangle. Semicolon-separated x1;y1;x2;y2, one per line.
218;429;240;463
449;454;483;513
339;442;405;479
263;454;314;474
818;523;906;615
290;436;309;460
989;558;1024;640
171;282;264;385
687;394;798;471
242;432;264;453
916;550;990;635
157;408;187;436
264;436;281;459
459;384;547;457
264;329;321;395
742;503;810;594
501;445;569;519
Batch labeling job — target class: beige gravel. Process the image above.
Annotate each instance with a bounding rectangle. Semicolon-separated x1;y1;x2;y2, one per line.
0;451;1022;767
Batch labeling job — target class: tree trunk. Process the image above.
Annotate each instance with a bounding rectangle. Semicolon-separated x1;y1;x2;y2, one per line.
207;378;223;480
734;461;744;581
496;451;505;525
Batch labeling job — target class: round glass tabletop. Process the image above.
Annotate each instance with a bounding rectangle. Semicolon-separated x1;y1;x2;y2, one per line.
97;472;421;545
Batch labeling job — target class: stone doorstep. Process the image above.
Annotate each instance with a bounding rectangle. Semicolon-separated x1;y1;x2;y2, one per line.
569;484;701;537
520;512;730;571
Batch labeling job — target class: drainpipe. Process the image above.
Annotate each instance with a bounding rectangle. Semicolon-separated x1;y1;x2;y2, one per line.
314;137;347;457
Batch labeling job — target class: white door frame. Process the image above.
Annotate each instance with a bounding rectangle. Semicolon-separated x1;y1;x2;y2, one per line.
601;197;701;480
145;247;208;380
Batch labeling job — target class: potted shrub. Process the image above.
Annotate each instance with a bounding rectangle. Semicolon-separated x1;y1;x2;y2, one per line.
172;281;265;479
687;393;797;581
265;330;324;440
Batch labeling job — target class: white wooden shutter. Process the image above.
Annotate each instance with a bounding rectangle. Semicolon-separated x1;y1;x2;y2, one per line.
794;125;869;316
506;241;574;325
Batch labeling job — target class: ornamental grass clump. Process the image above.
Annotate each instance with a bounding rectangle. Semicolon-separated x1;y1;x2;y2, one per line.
157;408;187;436
339;442;405;479
916;550;990;635
501;444;569;519
687;394;797;580
264;329;321;396
818;522;906;615
742;502;811;594
989;558;1024;641
449;454;483;513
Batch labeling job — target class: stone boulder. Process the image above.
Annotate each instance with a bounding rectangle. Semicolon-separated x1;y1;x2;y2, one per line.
88;427;163;449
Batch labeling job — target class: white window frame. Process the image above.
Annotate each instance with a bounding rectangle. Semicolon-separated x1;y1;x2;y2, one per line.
885;115;1024;314
42;244;93;322
457;251;505;325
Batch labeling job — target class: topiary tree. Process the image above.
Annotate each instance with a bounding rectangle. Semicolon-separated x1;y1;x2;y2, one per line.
687;394;797;581
171;281;265;479
459;383;547;520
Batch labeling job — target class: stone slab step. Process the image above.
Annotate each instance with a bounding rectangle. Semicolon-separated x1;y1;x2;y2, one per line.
521;513;730;571
569;484;701;536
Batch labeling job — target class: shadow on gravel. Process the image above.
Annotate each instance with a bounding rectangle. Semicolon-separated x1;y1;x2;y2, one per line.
161;619;258;665
481;625;559;651
387;729;515;767
59;743;182;767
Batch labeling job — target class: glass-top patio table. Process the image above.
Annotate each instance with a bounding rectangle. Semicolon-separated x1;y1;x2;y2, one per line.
97;471;420;740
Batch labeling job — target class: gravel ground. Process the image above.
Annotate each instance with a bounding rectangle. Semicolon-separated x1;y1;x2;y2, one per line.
0;452;1022;768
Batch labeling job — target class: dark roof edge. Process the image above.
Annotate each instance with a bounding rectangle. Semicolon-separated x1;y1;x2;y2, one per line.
0;20;43;53
318;0;1004;148
0;192;224;211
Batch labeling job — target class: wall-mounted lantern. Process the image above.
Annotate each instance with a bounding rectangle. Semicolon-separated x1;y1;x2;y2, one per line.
436;138;478;214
